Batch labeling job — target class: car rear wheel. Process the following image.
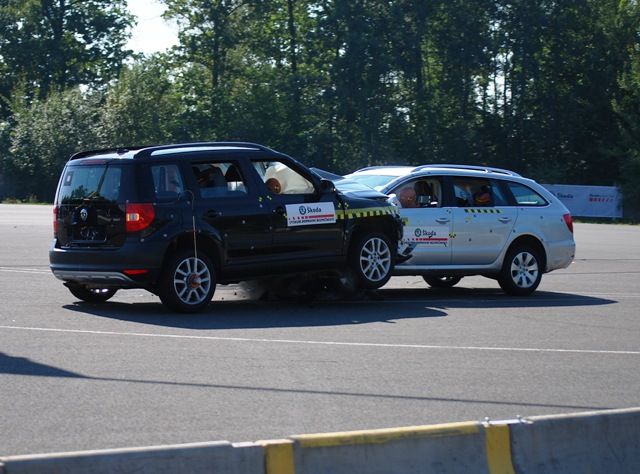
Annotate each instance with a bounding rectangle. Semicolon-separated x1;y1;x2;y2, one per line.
498;246;542;296
159;250;216;313
350;233;394;290
423;276;462;288
67;285;117;303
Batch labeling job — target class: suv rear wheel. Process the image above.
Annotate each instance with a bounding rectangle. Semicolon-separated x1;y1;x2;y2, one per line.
498;245;542;296
159;249;216;313
67;285;117;303
350;233;394;290
423;276;462;288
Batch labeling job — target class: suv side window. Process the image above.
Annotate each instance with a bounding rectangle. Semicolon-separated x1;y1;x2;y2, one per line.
253;160;315;195
191;161;248;198
151;164;184;198
507;182;548;206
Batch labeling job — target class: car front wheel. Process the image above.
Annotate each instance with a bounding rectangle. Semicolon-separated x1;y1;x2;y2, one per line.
67;285;117;303
498;246;542;296
159;250;216;312
350;233;394;290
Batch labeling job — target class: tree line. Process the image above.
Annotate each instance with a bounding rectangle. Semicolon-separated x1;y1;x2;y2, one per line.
1;0;639;210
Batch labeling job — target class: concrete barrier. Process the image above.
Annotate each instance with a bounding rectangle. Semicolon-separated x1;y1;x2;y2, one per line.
286;422;499;474
0;441;263;474
2;407;639;473
510;407;640;474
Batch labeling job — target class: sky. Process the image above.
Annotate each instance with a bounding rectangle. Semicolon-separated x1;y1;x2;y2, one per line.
126;0;179;55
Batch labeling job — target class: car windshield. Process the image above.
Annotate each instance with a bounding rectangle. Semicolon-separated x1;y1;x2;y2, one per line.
311;168;382;194
346;173;399;191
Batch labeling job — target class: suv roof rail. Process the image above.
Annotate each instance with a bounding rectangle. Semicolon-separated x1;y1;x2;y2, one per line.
69;146;148;161
412;164;521;177
133;141;273;158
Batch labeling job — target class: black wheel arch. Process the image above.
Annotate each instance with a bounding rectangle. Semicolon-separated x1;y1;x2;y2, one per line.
347;216;400;257
158;231;223;284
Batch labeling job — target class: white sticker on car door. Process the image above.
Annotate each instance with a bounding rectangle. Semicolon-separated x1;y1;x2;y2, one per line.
403;225;449;246
285;202;337;227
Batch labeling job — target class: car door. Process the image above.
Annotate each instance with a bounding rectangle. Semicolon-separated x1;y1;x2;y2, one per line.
250;158;343;261
449;176;517;265
187;157;273;265
391;176;453;266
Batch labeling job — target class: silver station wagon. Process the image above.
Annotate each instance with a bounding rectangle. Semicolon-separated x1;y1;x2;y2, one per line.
345;164;576;295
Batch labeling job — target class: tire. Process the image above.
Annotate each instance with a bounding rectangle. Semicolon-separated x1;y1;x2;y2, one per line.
67;285;117;303
159;249;216;313
350;233;394;290
423;276;462;288
498;245;542;296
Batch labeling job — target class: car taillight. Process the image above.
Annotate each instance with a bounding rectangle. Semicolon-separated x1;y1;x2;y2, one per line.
563;213;574;234
126;203;155;233
53;206;59;236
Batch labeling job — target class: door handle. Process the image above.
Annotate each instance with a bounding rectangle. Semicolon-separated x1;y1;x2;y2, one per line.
205;209;220;218
436;218;450;224
498;217;512;223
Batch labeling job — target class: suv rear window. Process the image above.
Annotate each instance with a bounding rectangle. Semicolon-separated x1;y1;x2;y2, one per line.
57;164;127;204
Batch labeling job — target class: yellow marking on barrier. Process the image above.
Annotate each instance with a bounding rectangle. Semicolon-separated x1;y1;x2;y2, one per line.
291;421;479;448
485;424;515;474
260;439;295;474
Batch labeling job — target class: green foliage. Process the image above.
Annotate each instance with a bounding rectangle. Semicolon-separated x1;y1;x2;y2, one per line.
9;88;102;201
1;0;640;212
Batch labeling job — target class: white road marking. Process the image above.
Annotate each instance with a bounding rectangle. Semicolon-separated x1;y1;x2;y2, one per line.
0;267;50;274
0;325;638;356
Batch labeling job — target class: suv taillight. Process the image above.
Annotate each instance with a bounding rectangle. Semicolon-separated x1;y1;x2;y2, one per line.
126;203;155;233
563;213;574;234
53;206;58;236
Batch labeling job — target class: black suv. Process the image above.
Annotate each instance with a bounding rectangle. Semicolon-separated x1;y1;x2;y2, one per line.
50;142;402;312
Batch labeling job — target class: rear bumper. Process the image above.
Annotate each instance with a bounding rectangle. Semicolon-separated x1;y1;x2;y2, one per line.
49;238;167;288
545;239;576;272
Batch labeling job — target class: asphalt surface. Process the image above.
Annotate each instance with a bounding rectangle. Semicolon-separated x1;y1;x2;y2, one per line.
1;203;639;456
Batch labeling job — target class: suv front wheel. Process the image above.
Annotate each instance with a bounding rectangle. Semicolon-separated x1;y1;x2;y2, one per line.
159;249;216;312
498;245;542;296
350;233;394;290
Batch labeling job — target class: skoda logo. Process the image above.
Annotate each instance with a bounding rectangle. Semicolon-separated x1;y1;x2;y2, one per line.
80;208;88;222
299;205;307;215
414;228;422;237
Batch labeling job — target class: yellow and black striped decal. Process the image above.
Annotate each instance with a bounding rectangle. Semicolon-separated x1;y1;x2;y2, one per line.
336;206;399;220
464;208;503;214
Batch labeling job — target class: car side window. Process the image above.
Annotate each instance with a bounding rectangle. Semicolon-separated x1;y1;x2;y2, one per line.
396;178;442;208
151;164;184;198
191;161;248;198
507;182;548;206
452;177;504;207
252;160;315;195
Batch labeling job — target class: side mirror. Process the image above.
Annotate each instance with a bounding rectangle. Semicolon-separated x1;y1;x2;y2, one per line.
387;193;400;207
319;179;336;193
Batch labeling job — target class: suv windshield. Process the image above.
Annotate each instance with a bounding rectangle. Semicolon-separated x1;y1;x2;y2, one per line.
57;164;125;204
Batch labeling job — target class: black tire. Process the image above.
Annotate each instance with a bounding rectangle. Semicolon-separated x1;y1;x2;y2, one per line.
498;245;542;296
350;232;394;290
423;276;462;288
159;249;216;313
67;285;117;303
